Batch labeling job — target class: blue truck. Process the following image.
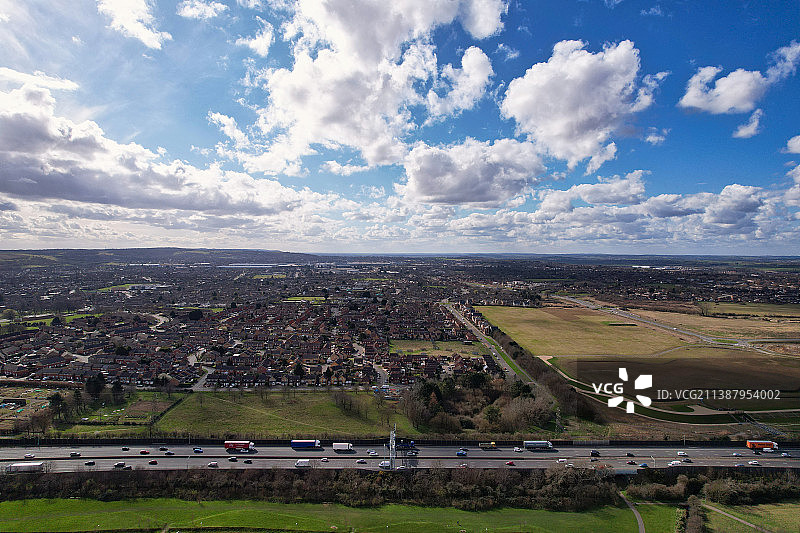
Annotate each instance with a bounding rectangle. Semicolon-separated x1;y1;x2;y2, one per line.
290;439;320;449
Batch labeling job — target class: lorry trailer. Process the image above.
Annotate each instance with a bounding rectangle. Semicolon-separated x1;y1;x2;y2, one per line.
7;462;44;473
332;442;353;452
290;439;321;449
224;440;257;453
523;440;553;450
478;442;497;449
747;440;778;450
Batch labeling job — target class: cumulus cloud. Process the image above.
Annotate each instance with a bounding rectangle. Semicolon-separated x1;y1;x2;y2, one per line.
323;161;371;176
96;0;172;49
177;0;228;20
501;40;666;173
784;135;800;154
427;46;493;118
236;17;274;57
459;0;508;39
732;109;763;139
495;43;519;61
536;171;646;217
0;84;334;218
397;138;544;205
208;112;249;149
0;67;78;91
678;41;800;115
644;127;669;145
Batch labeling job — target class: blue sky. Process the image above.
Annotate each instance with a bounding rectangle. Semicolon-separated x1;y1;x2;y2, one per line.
0;0;799;253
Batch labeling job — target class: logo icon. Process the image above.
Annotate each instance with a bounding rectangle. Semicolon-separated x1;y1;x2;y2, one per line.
607;368;652;413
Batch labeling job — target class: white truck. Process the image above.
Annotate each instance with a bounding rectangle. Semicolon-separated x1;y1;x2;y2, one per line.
7;462;44;473
332;442;353;452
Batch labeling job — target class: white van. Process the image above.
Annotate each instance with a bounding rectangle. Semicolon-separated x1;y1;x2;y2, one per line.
294;459;311;468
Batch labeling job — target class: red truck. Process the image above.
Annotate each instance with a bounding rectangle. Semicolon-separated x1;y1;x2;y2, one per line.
224;441;256;453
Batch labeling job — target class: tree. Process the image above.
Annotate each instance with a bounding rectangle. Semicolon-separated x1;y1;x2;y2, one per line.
86;373;107;402
111;381;125;404
50;315;62;327
73;389;83;413
483;404;501;426
293;362;305;378
187;309;203;320
48;392;65;420
30;409;53;434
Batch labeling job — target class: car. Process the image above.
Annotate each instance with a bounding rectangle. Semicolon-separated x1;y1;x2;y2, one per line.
24;453;35;459
763;448;775;453
395;465;407;470
459;463;468;468
514;447;523;453
565;463;574;468
668;460;682;466
159;446;169;451
557;458;567;463
320;457;329;462
731;452;742;456
193;447;203;453
459;447;469;452
207;462;218;468
368;450;378;456
243;459;252;464
505;461;515;466
590;457;598;462
781;452;792;457
456;450;467;457
734;463;745;467
69;451;81;457
148;459;158;465
165;451;175;456
228;456;238;462
356;459;367;464
626;452;635;457
121;447;129;451
114;462;126;468
406;450;418;456
139;450;150;455
84;460;95;466
677;451;688;456
626;460;637;465
748;460;760;466
590;450;600;457
123;465;132;470
682;458;693;463
638;463;649;468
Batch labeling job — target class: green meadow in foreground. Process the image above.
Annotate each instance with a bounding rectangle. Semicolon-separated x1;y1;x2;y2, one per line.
0;499;639;532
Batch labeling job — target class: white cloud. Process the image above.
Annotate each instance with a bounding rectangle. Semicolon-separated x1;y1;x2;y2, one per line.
427;46;493;118
459;0;507;39
644;127;669;145
397;138;544;205
0;68;78;91
495;43;519;61
641;5;663;16
177;0;228;20
208;112;249;149
0;84;335;219
732;109;763;139
323;161;371;176
0;13;9;23
501;40;665;173
536;171;646;217
786;135;800;154
679;41;800;115
236;17;274;57
96;0;172;49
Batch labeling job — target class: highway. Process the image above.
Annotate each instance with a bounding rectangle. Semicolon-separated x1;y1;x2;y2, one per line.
2;444;798;472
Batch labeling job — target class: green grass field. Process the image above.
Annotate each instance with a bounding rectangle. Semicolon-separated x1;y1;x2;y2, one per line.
389;339;489;358
0;499;640;532
706;501;800;532
635;503;681;533
155;391;419;438
477;305;685;356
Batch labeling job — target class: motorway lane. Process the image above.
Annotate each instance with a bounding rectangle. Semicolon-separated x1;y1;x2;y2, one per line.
2;445;799;471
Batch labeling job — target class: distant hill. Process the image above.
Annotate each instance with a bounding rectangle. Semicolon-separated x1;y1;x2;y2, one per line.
0;248;321;269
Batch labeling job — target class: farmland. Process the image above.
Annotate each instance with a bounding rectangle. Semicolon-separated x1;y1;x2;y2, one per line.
477;305;686;356
552;346;800;411
155;390;419;438
631;308;800;339
0;499;640;533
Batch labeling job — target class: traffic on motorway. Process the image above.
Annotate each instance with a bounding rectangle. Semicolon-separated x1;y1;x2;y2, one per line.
2;440;798;473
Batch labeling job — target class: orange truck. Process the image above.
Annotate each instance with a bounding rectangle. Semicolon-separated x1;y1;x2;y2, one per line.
746;440;778;450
